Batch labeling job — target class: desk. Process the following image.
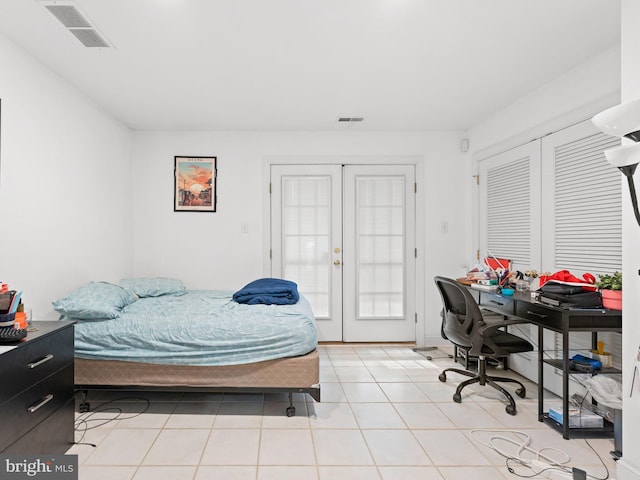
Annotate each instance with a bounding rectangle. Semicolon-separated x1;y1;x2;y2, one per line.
468;287;622;440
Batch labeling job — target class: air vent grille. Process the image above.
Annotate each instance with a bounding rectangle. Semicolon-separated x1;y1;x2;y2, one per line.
69;29;110;48
45;5;91;28
42;1;111;48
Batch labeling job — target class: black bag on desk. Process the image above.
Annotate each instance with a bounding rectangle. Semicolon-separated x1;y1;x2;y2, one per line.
538;282;602;308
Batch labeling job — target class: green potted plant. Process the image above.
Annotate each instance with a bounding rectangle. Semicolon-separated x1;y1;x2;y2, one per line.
596;271;622;310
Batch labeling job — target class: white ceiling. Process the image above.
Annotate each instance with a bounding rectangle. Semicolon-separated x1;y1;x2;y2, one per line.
0;0;621;132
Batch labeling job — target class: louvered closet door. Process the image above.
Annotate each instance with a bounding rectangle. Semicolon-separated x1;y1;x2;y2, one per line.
541;119;622;384
541;119;622;276
479;141;541;381
479;141;542;272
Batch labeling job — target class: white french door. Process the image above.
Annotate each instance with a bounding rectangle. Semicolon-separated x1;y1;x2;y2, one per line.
271;165;343;341
271;164;416;342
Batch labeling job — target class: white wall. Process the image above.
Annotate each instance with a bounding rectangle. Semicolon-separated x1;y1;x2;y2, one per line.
132;130;469;346
0;33;133;319
617;2;640;478
470;46;621;161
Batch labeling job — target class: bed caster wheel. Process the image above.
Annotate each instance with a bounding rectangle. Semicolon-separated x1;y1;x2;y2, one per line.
505;405;517;416
516;387;526;398
286;406;296;417
452;393;461;403
438;373;447;382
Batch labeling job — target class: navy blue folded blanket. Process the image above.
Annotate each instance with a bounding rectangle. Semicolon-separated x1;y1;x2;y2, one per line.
232;278;300;305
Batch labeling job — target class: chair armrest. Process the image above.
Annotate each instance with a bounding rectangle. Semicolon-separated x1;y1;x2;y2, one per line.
478;317;529;336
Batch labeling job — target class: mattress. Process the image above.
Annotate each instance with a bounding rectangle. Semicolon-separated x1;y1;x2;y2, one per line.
73;290;318;366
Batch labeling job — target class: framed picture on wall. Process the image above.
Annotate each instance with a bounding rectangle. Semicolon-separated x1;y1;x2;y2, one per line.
174;156;217;212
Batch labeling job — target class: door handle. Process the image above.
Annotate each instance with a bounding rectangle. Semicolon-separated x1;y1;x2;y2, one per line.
333;260;342;266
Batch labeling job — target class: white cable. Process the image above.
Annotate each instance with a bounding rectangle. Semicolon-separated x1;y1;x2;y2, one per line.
469;429;572;476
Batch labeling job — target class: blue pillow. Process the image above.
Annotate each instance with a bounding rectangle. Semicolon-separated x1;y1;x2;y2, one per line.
52;282;138;320
119;277;186;297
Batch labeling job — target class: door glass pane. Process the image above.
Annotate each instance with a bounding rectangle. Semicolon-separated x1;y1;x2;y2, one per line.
357;177;404;317
281;176;330;317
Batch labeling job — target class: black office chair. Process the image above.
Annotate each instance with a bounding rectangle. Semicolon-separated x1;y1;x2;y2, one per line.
434;276;533;415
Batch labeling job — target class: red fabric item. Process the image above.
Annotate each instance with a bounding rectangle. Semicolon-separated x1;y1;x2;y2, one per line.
538;270;597;291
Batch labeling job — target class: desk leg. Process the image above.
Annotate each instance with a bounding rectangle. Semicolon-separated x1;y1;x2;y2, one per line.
538;324;544;422
562;324;570;440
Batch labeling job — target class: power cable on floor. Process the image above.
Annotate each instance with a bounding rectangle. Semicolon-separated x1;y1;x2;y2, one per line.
73;396;151;447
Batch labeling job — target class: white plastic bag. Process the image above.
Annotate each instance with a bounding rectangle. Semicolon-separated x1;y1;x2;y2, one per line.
581;375;623;410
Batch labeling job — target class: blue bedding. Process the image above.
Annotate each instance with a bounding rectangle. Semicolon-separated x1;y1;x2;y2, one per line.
233;278;299;305
72;290;317;366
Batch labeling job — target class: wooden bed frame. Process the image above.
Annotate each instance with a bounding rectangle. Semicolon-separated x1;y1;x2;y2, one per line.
75;350;321;417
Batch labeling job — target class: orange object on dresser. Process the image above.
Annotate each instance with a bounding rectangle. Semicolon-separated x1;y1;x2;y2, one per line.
13;311;27;329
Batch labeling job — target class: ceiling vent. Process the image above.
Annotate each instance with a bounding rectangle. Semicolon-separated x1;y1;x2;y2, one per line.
337;117;365;123
41;1;111;48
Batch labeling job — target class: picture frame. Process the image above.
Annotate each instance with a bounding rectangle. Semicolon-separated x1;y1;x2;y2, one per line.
174;156;217;212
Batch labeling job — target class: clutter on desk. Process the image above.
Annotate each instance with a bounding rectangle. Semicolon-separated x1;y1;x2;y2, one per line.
536;269;602;308
465;256;546;294
538;269;597;290
0;283;27;329
466;255;512;287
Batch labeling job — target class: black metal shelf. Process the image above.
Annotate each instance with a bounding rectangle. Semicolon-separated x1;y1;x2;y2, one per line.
542;413;615;439
542;359;621;375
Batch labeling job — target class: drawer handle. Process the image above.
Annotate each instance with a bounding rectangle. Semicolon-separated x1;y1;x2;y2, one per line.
489;300;505;306
526;310;548;319
27;394;54;413
27;354;54;369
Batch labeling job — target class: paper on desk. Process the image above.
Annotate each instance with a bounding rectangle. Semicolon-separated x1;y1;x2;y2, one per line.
0;345;18;354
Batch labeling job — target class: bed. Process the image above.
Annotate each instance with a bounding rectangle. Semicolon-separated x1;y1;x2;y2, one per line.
52;278;320;416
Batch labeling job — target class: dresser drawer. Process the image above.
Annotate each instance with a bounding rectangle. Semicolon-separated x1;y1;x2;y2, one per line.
515;301;563;329
0;364;74;452
0;326;74;404
2;398;75;454
477;292;516;316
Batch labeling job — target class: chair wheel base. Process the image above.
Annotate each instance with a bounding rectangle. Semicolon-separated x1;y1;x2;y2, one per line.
516;387;526;398
505;405;517;415
452;393;462;403
438;373;447;382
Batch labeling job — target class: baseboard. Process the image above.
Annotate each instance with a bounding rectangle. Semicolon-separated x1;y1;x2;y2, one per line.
617;459;640;480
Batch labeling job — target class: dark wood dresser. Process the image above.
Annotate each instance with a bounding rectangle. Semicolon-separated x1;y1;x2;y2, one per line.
0;321;75;454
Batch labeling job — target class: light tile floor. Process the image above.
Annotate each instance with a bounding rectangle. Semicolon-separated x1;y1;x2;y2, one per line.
68;345;618;480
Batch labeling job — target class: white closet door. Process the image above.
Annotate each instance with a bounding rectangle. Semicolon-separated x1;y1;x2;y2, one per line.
541;119;622;276
342;165;416;342
479;141;541;381
271;165;343;341
541;119;622;379
479;141;542;272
